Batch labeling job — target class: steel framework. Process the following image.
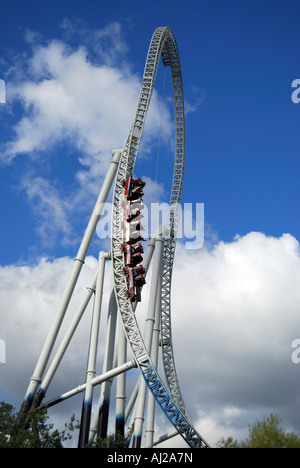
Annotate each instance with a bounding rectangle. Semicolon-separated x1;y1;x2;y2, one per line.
20;27;210;449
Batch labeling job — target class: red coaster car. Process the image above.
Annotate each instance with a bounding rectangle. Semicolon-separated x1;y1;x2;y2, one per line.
124;177;145;201
123;177;146;303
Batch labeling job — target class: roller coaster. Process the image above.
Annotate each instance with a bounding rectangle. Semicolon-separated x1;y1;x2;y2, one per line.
20;27;210;449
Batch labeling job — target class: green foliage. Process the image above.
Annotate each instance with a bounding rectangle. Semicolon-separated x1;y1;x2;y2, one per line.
216;436;240;448
87;425;133;448
87;432;126;448
0;401;78;448
217;414;300;448
0;401;134;449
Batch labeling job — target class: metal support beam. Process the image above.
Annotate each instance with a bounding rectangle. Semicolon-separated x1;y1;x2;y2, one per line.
22;150;122;412
132;232;164;448
145;260;163;447
115;315;127;437
34;269;98;407
37;360;137;411
94;285;118;440
78;251;109;448
153;429;179;446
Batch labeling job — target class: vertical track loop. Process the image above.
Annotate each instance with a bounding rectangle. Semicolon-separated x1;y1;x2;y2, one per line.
111;27;209;448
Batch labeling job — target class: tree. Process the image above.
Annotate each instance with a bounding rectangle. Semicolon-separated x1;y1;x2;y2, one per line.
0;401;78;448
216;436;240;448
86;432;127;448
217;414;300;448
86;425;134;448
0;400;134;448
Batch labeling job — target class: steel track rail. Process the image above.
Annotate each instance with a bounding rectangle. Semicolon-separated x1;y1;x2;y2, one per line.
111;27;209;448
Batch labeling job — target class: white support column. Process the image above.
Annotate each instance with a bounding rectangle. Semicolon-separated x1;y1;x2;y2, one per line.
36;269;99;406
132;232;164;448
125;379;139;423
115;315;127;436
115;234;156;440
22;150;121;409
153;430;179;446
145;258;163;447
78;251;109;448
90;284;118;440
38;360;137;410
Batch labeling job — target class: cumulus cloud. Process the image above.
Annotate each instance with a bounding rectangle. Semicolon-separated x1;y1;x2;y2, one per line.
3;39;139;163
1;22;174;247
170;232;300;444
184;85;207;115
1;231;300;446
20;176;74;247
2;22;173;170
0;257;96;398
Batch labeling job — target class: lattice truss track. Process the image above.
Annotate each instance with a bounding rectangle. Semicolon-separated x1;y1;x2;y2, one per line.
111;27;209;448
20;27;210;450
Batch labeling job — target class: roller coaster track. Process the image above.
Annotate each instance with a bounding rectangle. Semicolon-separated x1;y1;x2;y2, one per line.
111;27;209;448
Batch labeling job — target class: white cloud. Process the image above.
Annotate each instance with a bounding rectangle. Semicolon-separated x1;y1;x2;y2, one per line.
0;256;99;401
170;232;300;444
2;23;174;247
20;176;74;247
184;85;207;115
0;79;5;104
1;231;300;446
3;39;140;163
3;23;173;172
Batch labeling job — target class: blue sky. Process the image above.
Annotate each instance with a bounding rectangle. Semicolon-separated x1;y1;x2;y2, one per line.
1;0;299;264
1;0;300;447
